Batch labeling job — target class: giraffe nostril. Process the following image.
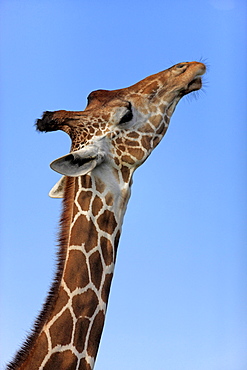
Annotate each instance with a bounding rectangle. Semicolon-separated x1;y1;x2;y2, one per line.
176;63;188;69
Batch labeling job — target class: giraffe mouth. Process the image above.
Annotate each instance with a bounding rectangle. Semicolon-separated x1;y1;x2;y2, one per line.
184;77;202;95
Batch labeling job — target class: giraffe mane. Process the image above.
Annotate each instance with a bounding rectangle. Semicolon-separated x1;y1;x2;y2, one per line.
6;177;75;370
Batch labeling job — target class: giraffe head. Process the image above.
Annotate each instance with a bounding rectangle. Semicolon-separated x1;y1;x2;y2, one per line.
37;62;205;195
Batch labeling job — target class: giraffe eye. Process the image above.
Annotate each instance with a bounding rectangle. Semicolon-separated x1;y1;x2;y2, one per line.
119;105;133;124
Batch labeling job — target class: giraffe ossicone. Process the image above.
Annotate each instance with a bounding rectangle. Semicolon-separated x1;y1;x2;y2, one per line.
8;61;205;370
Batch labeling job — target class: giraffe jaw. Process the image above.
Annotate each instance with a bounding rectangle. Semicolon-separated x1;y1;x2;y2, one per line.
167;75;202;114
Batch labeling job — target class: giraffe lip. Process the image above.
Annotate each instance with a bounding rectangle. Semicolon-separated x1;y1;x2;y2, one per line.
188;77;202;88
185;77;202;94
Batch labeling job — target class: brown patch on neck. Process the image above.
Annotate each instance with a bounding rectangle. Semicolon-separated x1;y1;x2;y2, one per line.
43;350;78;369
70;214;98;253
81;175;92;189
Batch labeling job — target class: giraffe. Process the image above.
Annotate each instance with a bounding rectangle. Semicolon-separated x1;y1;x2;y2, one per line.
7;61;205;370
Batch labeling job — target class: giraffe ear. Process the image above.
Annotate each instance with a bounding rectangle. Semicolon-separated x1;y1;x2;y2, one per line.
49;176;66;198
50;147;104;177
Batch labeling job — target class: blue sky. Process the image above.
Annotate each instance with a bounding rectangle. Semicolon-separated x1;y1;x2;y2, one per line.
0;0;246;369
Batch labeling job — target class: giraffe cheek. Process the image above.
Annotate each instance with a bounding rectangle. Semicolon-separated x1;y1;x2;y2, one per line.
127;147;145;161
121;148;146;167
141;135;153;151
121;154;135;165
149;113;163;127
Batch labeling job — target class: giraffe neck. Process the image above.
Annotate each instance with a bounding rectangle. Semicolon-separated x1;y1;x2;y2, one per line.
14;168;132;370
